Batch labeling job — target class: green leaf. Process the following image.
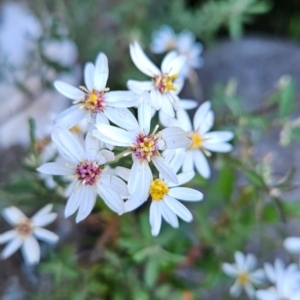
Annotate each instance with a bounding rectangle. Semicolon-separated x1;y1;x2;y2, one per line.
244;170;265;187
144;259;159;288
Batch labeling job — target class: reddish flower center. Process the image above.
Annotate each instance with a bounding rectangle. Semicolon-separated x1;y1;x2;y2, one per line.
17;220;33;236
76;161;102;185
153;74;178;94
132;133;159;162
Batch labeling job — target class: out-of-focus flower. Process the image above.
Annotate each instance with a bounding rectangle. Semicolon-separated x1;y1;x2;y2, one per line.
93;92;191;201
166;101;234;179
150;25;204;78
37;129;128;222
256;261;300;300
284;237;300;254
54;52;137;129
0;204;58;265
222;251;265;299
127;41;186;117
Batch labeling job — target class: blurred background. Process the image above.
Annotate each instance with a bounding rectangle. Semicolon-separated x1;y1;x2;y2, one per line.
1;0;300;299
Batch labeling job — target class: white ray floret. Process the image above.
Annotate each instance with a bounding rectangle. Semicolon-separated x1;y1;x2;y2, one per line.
150;25;204;78
284;236;300;255
93;92;191;200
117;161;203;236
37;128;128;222
127;41;186;117
0;204;58;265
166;100;234;179
222;251;265;299
54;52;138;129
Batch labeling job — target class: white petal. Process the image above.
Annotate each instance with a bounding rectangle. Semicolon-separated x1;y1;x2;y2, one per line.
1;236;23;259
199;111;214;135
179;99;198;110
2;207;27;226
163;55;186;76
101;175;129;198
22;236;40;265
37;162;75;176
149;201;162;236
54;81;85;100
96;111;109;125
222;263;238;277
203;142;233;153
168;187;203;201
168;170;195;187
160;201;179;228
152;156;178;184
55;105;87;129
164;148;186;174
52;128;85;163
161;95;175;118
104;107;138;130
0;230;18;244
99;149;115;162
160;127;190;149
161;51;178;73
164;195;193;222
176;108;192;132
84;132;103;161
128;160;152;201
138;92;152;135
65;180;77;197
98;184;124;214
234;251;246;270
124;197;144;213
33;228;59;244
204;131;234;143
182;151;194;172
129;41;161;77
76;186;96;222
245;253;257;271
94;124;135;147
250;269;265;284
84;62;95;91
284;237;300;254
105;91;138;106
32;212;57;227
127;80;154;93
229;281;243;297
115;167;130;182
193;150;211;179
94;52;109;90
65;183;84;218
150;88;163;110
193;101;211;131
244;283;255;299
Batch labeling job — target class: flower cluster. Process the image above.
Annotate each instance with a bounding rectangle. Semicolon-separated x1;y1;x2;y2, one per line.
223;250;300;299
1;28;233;264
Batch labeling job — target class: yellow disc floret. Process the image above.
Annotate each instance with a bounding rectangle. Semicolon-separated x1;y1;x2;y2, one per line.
150;179;169;201
153;74;178;94
237;273;250;284
189;131;204;150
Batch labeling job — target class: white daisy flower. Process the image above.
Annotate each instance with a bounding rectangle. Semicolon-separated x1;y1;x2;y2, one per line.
54;52;138;129
117;163;203;236
256;266;300;300
222;251;265;299
263;259;300;284
150;25;204;78
166;101;234;179
150;25;177;54
284;237;300;255
0;204;58;265
127;41;186;117
93;92;191;201
37;128;128;222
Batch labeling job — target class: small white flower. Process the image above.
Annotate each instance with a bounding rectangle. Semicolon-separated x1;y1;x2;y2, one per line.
256;264;300;300
167;101;234;179
222;251;265;299
150;25;204;78
93;92;191;200
127;41;186;117
284;237;300;255
0;204;58;265
117;164;203;236
37;128;128;222
54;52;138;129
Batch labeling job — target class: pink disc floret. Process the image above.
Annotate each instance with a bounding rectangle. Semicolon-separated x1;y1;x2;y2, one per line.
76;161;102;185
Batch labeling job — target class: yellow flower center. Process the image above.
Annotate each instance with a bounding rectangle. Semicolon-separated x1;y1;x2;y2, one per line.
153;74;178;94
237;273;250;284
17;220;33;237
150;179;169;201
189;132;203;150
70;124;82;134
